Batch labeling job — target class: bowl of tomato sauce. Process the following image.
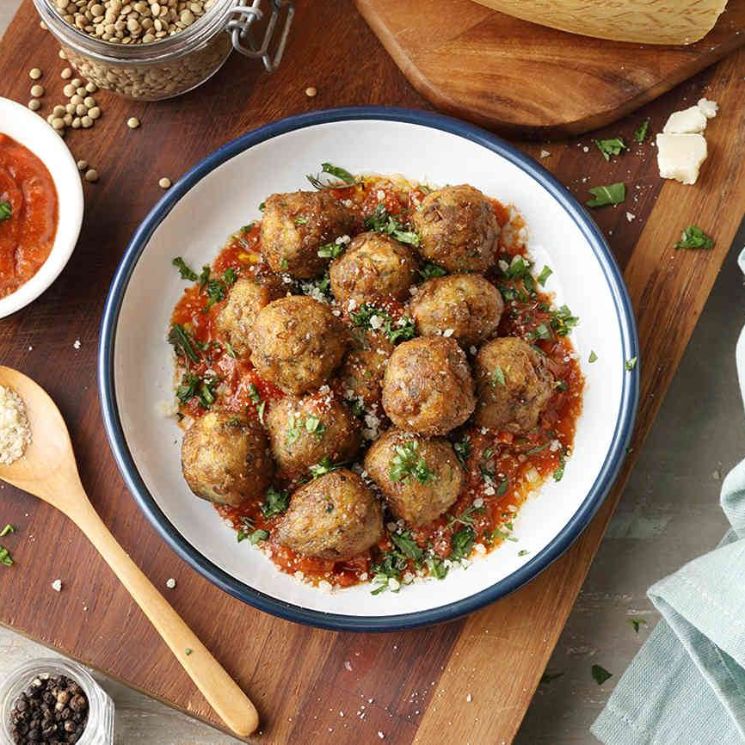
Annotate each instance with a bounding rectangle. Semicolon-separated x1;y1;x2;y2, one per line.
0;96;83;319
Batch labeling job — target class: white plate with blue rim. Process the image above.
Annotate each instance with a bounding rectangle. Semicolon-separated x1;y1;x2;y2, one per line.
99;107;639;631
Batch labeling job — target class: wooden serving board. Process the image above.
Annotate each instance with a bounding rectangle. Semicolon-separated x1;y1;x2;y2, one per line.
355;0;745;137
0;1;743;743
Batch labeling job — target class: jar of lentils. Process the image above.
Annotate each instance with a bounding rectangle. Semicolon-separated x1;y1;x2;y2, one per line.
0;659;114;745
32;0;294;101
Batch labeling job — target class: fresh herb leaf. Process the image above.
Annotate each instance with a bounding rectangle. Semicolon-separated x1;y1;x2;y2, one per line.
224;340;238;358
496;478;509;496
197;375;219;408
0;545;13;566
553;455;566;482
625;356;638;371
450;526;476;562
261;487;290;518
205;278;227;306
418;262;447;280
176;373;200;404
491;366;506;387
540;671;564;684
172;256;198;281
389;440;435;484
426;554;449;579
285;414;303;445
350;303;416;345
586;182;626;208
364;205;420;247
628;617;648;634
307;162;357;189
589;350;598;363
185;648;193;656
249;529;269;545
0;524;15;538
390;531;424;564
634;118;650;144
167;324;200;363
446;503;485;529
518;549;530;557
318;241;345;259
550;305;579;337
223;267;237;286
294;216;309;226
198;265;211;287
304;415;326;437
247;383;266;424
0;201;11;222
675;225;714;250
591;664;613;686
594;137;627;161
537;265;553;286
309;456;342;479
453;435;471;466
503;254;532;281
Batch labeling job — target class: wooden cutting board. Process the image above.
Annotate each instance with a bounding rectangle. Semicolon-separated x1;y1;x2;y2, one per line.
0;1;743;743
355;0;745;137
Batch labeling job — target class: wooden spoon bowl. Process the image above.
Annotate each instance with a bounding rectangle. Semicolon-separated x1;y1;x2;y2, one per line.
0;366;259;738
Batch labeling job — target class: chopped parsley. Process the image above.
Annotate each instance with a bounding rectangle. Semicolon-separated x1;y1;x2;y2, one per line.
447;502;485;529
197;267;238;308
172;256;198;281
503;254;532;281
491;366;506;386
261;487;290;519
537;265;553;286
0;201;11;222
286;413;325;444
349;303;416;345
591;664;613;686
518;549;530;557
675;225;714;250
0;545;13;566
176;372;219;409
550;305;579;336
390;530;424;564
530;323;551;341
309;457;342;478
495;478;509;496
426;555;449;580
625;356;638;371
223;340;238;359
553;454;566;482
628;617;648;634
294;216;309;226
307;162;356;189
540;671;564;684
450;526;476;562
0;524;15;538
247;384;266;424
589;350;598;363
389;440;435;484
634;118;650;144
363;204;420;247
167;324;200;363
285;414;303;445
586;182;626;208
418;262;447;280
304;415;326;437
236;517;269;545
453;435;471;466
594;137;627;161
317;241;346;259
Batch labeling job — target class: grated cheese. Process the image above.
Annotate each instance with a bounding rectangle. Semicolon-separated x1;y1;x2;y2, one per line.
0;386;32;465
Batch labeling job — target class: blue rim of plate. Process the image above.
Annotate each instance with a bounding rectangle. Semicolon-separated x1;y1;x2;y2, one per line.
98;106;639;633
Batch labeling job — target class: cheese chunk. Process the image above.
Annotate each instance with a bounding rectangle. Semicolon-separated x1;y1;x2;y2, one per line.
656;133;707;185
697;98;719;119
663;106;708;134
471;0;728;45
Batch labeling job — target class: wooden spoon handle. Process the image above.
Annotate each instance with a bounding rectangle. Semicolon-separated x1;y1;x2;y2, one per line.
67;493;259;738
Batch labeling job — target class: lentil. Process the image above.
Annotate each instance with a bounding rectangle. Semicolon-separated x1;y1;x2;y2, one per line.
28;68;42;80
8;673;89;744
84;168;98;182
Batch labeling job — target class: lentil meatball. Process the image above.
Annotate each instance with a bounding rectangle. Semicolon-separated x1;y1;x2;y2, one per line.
249;296;348;395
266;393;361;476
181;410;273;507
215;276;284;356
364;430;463;526
275;469;383;560
329;232;418;306
260;191;355;278
382;337;476;435
409;274;504;347
412;185;499;273
339;330;395;409
474;337;555;433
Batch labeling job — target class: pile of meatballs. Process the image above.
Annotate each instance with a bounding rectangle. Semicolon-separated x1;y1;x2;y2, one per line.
179;182;557;571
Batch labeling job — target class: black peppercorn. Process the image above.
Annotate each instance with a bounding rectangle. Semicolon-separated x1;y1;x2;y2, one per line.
8;674;89;745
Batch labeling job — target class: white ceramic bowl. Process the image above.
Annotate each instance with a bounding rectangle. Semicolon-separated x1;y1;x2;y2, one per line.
99;108;639;631
0;97;83;319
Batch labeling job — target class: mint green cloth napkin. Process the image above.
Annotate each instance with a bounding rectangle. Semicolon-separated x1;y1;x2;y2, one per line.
592;250;745;745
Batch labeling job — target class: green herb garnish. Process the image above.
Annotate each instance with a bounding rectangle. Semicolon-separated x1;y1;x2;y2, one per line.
363;204;420;247
418;262;447;280
537;265;553;286
586;182;626;208
307;162;357;189
589;350;598;363
634;118;650;144
628;617;648;634
317;241;345;259
491;366;506;386
553;455;566;482
540;671;564;684
450;526;476;562
0;201;11;222
594;137;627;161
0;546;13;566
389;440;435;484
167;324;200;363
453;435;471;466
247;383;266;424
390;530;424;564
304;415;326;437
261;487;290;518
625;356;638;371
349;303;416;345
675;225;714;250
309;457;342;479
0;524;15;538
172;256;198;281
591;664;613;686
426;555;449;580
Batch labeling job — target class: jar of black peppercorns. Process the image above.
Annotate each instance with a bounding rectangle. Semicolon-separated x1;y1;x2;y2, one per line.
0;660;113;745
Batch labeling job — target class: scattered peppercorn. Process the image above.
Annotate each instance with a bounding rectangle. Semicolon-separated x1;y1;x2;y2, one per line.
158;177;172;189
9;673;88;744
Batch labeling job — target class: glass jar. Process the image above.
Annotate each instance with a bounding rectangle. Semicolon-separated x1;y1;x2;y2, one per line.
32;0;294;101
0;658;114;745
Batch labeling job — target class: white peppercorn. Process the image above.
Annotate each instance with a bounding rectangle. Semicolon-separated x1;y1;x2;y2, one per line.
29;68;42;80
28;99;41;111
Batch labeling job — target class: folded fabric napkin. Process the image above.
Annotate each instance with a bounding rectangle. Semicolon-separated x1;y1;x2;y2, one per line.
592;251;745;745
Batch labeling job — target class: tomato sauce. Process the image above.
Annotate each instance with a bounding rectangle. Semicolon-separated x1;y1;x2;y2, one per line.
0;135;58;299
169;176;583;592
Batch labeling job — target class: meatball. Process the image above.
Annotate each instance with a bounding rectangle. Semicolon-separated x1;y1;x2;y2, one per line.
409;274;504;347
266;393;361;476
181;410;273;507
260;191;355;279
382;337;476;435
339;330;395;409
215;276;284;356
412;185;499;273
275;469;383;560
474;337;555;433
329;232;417;306
364;430;463;526
249;296;348;395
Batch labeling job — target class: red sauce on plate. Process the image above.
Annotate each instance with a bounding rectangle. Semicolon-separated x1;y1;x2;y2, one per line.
169;176;584;591
0;134;59;299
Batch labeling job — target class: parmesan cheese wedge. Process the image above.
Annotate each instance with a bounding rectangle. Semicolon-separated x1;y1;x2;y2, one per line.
470;0;728;45
663;106;708;134
656;133;707;185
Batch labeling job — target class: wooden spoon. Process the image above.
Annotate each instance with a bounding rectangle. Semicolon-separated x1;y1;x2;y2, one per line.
0;366;259;738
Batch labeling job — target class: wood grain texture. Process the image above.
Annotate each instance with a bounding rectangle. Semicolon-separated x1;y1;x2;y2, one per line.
0;1;743;743
354;0;745;137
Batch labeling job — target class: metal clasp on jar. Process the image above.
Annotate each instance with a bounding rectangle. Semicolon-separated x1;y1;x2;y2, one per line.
227;0;294;73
